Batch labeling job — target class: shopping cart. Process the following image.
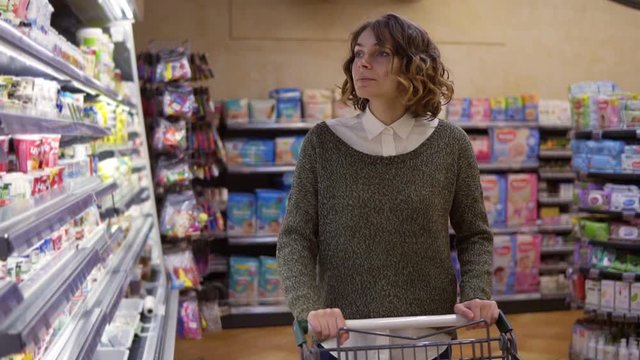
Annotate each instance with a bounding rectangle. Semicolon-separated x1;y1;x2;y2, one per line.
293;311;521;360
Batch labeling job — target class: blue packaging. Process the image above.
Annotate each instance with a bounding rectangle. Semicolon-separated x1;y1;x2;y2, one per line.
227;193;256;236
572;154;590;173
570;140;589;155
506;96;524;121
275;136;305;165
490;128;540;164
270;88;302;123
589;155;622;173
492;235;516;295
446;98;471;122
229;256;259;305
224;139;275;165
256;189;288;235
587;140;625;157
480;174;507;227
258;256;284;304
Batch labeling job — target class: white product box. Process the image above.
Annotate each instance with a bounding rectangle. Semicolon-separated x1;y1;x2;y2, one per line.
614;281;630;312
631;283;640;312
585;279;601;308
600;280;615;310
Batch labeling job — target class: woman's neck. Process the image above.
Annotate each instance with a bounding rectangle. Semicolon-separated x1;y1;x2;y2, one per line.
368;99;407;126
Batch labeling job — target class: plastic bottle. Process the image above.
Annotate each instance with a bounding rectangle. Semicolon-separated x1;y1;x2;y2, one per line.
619;339;629;360
598;337;607;360
589;336;598;359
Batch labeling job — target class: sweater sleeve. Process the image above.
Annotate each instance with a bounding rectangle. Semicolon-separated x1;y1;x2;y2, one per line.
449;130;493;302
276;128;323;320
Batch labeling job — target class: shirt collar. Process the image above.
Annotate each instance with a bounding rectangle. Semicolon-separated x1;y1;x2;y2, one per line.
361;106;415;140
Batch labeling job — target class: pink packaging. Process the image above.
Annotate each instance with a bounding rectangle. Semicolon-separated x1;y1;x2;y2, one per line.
492;235;516;295
0;135;10;154
470;98;491;123
514;234;541;293
480;174;507;227
506;173;538;227
13;135;43;173
469;135;490;163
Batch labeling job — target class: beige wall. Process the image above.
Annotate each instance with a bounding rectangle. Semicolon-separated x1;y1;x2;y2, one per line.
133;0;640;100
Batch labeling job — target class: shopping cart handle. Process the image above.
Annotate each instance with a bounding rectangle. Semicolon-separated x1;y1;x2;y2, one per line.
294;311;514;346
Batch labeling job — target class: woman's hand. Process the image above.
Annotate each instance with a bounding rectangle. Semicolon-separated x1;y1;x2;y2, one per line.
307;308;349;345
453;299;499;328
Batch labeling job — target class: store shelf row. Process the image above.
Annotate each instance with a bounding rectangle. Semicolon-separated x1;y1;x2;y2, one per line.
539;170;577;181
101;185;150;218
584;238;640;251
0;20;135;108
578;171;640;182
0;109;111;140
541;245;575;255
226;122;317;131
0;247;101;357
538;149;573;159
577;207;639;219
538;196;573;206
0;177;118;260
573;128;640;140
455;122;571;130
540;264;570;273
583;306;640;324
579;267;640;282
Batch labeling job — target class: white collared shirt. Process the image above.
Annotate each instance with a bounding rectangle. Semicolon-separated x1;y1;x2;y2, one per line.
326;107;439;157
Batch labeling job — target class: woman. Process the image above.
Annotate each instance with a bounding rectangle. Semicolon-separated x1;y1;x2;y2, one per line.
277;13;498;359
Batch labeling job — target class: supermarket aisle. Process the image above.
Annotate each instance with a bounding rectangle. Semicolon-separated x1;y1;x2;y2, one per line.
175;310;583;360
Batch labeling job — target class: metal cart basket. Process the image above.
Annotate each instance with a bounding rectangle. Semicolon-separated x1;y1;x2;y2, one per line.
293;311;521;360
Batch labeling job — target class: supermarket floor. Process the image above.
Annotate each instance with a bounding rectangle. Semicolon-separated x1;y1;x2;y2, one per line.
175;310;583;360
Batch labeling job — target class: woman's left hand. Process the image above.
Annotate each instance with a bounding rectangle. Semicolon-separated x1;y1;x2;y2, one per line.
453;299;499;328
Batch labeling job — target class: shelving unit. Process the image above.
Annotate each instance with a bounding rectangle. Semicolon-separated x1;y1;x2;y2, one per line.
227;165;297;174
0;1;174;357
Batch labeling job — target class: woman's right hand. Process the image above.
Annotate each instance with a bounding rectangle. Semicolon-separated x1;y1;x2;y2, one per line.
307;308;349;345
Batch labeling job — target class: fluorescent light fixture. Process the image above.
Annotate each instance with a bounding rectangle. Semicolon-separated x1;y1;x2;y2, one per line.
118;0;134;20
0;41;65;80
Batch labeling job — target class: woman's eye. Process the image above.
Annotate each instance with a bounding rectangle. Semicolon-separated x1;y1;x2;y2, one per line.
354;50;364;58
378;51;391;57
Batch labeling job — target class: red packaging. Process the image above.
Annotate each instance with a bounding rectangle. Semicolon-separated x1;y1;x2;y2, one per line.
32;172;50;196
49;167;65;189
41;135;61;168
13;135;43;173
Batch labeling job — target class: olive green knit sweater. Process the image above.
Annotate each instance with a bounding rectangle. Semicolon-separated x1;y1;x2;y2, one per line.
276;121;492;320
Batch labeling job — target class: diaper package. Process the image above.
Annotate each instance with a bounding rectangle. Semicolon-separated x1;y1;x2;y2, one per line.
332;88;360;118
492;235;516;295
303;89;333;122
622;153;640;173
506;173;538;227
469;135;491;163
224;98;250;124
227;193;256;236
522;94;539;122
480;174;507;227
270;88;302;123
229;256;259;306
258;256;285;304
469;98;491;123
514;234;541;293
249;99;276;123
446;98;471;122
275;136;305;165
224;139;275;165
624;99;640;128
256;189;288;236
538;100;571;126
490;128;540;164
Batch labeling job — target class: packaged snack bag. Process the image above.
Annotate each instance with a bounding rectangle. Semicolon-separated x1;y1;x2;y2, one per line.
506;173;538;227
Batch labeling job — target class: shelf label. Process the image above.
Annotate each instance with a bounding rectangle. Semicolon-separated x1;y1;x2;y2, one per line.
588;268;600;279
622;272;637;282
592;130;603;140
622;211;637;222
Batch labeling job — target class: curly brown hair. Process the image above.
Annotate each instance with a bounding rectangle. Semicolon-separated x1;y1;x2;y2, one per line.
341;13;454;119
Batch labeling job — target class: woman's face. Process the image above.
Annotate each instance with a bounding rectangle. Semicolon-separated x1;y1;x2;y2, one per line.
351;28;401;102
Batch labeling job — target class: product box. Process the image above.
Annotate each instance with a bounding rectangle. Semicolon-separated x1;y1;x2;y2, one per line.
223;98;249;124
469;98;490;123
258;256;285;304
631;283;640;312
229;256;259;306
275;136;304;165
446;98;471;122
227;193;256;236
256;189;288;236
514;234;541;293
224;139;275;165
506;96;524;121
538;100;571;126
469;135;491;163
303;89;333;122
506;173;538;227
492;235;516;295
480;174;507;227
249;99;276;123
522;94;539;122
585;279;601;308
614;281;630;312
490;97;506;121
622;153;640;173
600;279;615;310
489;128;540;164
270;88;302;123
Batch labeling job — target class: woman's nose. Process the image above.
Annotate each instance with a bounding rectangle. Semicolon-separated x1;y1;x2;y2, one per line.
357;55;372;69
